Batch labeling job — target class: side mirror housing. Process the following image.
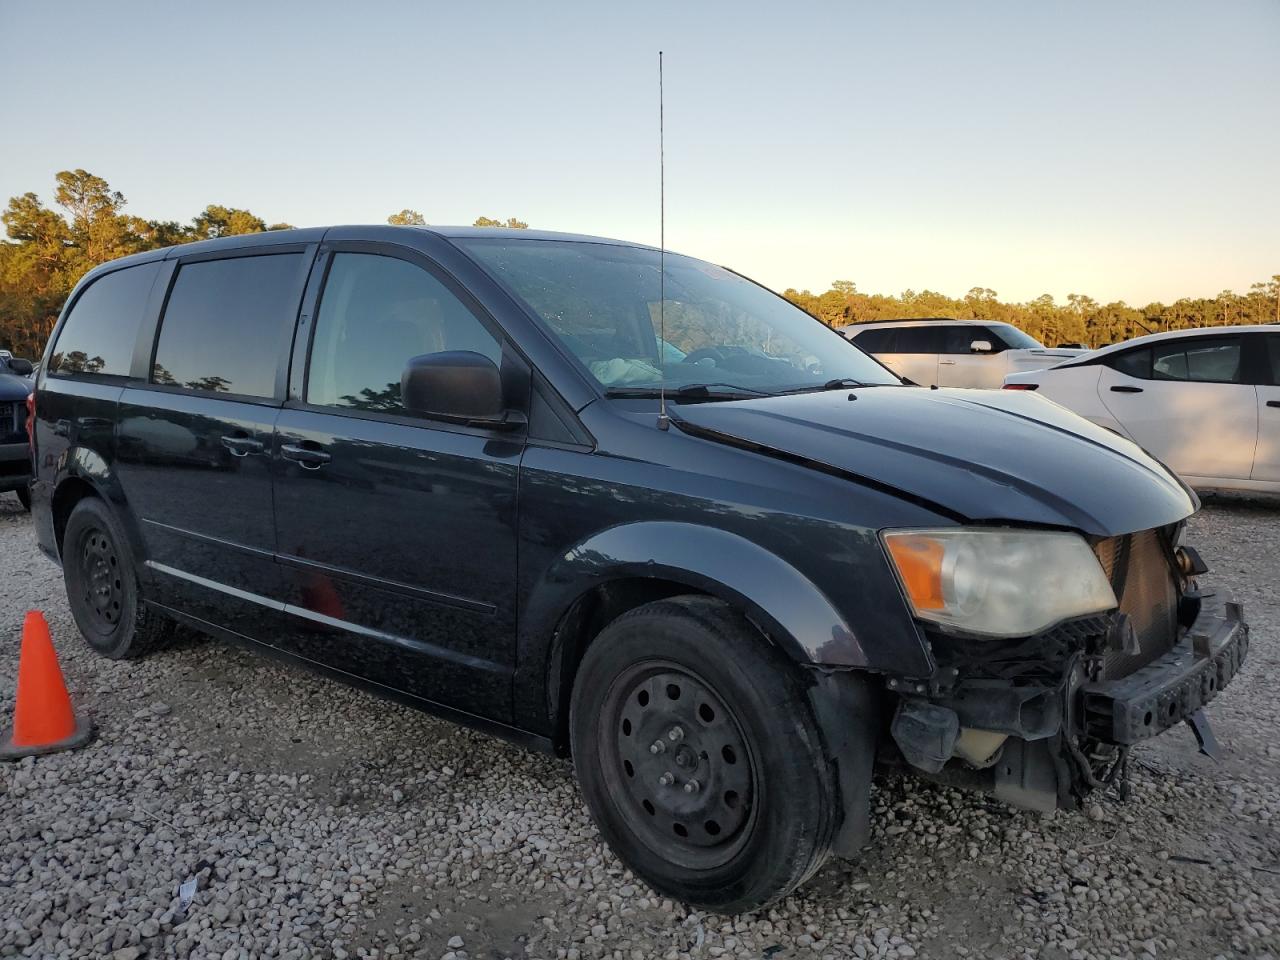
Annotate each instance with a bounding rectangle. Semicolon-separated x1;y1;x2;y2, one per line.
969;339;994;354
7;358;33;376
401;351;517;428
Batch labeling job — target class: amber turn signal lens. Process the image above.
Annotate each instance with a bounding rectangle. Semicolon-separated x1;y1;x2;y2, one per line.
884;534;945;611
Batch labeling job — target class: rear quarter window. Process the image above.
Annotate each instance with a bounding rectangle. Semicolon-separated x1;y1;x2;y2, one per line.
1107;348;1151;379
152;253;305;398
49;262;161;376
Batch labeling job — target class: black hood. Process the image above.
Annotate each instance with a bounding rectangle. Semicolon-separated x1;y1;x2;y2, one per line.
672;386;1195;536
0;373;33;403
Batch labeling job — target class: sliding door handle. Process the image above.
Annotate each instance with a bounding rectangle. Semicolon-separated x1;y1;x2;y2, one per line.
281;443;331;468
1110;385;1144;394
1268;400;1280;409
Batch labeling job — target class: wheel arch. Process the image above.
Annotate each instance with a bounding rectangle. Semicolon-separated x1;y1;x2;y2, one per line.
50;450;146;566
514;521;869;753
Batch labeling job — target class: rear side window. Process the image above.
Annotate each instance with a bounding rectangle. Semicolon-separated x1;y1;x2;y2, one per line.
152;253;304;398
851;328;896;352
1151;338;1241;384
1268;336;1280;385
49;262;160;376
306;253;501;414
1107;348;1151;378
893;327;942;354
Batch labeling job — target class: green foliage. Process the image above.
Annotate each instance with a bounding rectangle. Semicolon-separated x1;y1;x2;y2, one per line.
0;171;289;357
783;277;1280;349
387;209;427;226
473;216;529;229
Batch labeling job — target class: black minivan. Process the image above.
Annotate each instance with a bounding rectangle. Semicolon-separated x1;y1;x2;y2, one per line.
31;226;1247;911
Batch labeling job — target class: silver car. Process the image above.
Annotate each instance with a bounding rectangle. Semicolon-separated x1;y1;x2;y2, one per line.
845;319;1084;388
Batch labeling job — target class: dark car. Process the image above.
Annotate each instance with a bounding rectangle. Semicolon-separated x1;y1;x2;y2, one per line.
0;350;35;509
30;227;1247;912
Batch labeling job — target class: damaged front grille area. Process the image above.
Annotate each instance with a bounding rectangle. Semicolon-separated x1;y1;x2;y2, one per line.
927;527;1182;688
928;614;1111;684
1092;529;1180;679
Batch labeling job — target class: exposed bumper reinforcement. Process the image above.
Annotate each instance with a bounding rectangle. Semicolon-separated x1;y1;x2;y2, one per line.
1081;592;1247;744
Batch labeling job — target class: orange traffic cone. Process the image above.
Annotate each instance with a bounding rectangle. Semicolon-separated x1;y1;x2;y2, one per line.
0;611;92;760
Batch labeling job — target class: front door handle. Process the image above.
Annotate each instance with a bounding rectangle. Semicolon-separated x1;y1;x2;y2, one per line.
1268;400;1280;409
1110;385;1144;393
281;443;332;469
221;434;265;457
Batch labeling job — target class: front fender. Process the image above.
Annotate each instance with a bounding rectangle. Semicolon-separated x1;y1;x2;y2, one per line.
530;521;870;669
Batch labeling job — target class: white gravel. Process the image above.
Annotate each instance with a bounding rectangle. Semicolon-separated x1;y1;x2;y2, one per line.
1;491;1278;959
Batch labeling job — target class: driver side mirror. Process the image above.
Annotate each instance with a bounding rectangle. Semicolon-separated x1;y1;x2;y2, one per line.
969;340;993;354
7;357;33;376
401;351;522;430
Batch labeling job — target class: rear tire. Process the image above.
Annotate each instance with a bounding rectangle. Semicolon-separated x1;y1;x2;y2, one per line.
570;596;836;913
63;497;173;660
15;484;31;511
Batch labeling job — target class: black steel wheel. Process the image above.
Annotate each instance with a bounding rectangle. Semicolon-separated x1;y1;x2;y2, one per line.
62;497;173;660
77;523;124;631
571;595;839;913
599;661;757;869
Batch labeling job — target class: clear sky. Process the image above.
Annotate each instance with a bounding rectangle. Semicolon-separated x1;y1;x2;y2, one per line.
1;0;1276;306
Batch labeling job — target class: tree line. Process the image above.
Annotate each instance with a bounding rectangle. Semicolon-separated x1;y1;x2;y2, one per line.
782;278;1280;349
1;169;1274;359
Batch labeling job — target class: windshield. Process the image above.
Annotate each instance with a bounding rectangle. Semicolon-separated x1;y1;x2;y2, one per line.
993;324;1043;350
458;239;900;395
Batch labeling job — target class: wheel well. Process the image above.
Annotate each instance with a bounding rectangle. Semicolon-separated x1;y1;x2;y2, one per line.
549;578;713;756
51;477;99;556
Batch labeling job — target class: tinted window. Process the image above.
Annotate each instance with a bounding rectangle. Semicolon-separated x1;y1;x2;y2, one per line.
893;327;942;354
307;253;501;414
1151;338;1240;384
50;262;160;376
851;328;896;352
152;254;303;397
1268;336;1280;385
1108;348;1151;379
941;326;1001;354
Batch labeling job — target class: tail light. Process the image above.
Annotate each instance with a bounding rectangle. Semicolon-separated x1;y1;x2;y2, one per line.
25;391;35;456
1003;383;1038;391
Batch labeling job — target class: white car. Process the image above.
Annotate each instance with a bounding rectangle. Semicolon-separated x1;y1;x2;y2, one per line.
844;319;1085;388
1004;325;1280;494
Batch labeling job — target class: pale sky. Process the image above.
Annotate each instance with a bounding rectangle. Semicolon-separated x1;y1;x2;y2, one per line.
1;0;1276;306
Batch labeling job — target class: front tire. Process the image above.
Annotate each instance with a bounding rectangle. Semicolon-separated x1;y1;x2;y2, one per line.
63;497;173;660
570;596;836;912
15;484;31;511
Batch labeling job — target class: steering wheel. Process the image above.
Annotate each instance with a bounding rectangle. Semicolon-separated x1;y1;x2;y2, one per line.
682;346;732;365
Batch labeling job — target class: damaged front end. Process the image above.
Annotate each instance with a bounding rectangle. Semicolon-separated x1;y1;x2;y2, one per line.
885;527;1249;812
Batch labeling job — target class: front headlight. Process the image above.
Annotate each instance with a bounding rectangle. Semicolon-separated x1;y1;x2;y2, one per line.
881;528;1117;638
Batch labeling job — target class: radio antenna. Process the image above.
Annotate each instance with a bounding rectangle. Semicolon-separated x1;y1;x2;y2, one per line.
656;50;670;431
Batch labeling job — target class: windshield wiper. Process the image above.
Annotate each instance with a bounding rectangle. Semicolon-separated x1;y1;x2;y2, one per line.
776;378;868;395
606;382;771;402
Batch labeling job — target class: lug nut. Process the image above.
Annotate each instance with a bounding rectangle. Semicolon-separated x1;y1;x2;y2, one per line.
667;726;685;742
649;740;666;754
683;779;701;794
658;772;674;786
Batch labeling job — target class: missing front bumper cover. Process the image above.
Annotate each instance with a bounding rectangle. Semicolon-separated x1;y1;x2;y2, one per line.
1081;593;1246;744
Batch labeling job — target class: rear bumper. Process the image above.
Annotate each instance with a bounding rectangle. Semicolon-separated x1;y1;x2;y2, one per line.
1081;591;1247;744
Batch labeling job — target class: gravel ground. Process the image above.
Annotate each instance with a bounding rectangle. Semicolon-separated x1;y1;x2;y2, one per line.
1;492;1278;960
